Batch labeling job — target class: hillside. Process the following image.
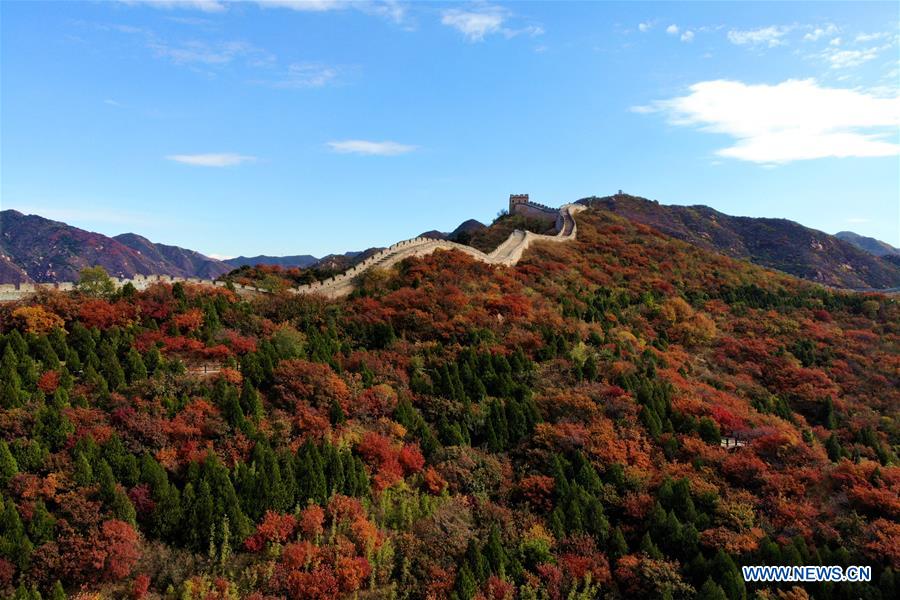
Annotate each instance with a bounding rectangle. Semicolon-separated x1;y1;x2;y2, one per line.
0;205;896;599
579;195;900;290
224;255;319;270
0;210;229;283
836;231;900;258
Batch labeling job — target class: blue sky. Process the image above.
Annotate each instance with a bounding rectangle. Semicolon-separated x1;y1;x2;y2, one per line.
2;1;898;258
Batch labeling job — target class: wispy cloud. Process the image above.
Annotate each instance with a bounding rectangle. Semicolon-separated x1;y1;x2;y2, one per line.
442;6;504;41
441;4;542;42
666;24;679;35
804;24;838;42
633;79;900;164
819;46;882;69
261;62;339;88
166;153;257;166
855;31;889;43
327;140;417;156
148;38;273;66
638;21;654;33
727;26;792;47
104;99;122;106
99;21;342;87
680;31;694;43
121;0;412;26
118;0;227;12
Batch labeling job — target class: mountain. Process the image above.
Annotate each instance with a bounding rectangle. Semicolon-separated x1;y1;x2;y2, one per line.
835;231;900;258
0;209;229;283
113;233;230;279
224;255;319;269
578;194;900;289
3;203;896;599
419;218;487;242
314;249;381;271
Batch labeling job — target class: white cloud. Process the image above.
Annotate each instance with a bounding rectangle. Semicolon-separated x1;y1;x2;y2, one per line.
148;39;271;65
104;99;122;106
206;252;236;260
634;78;900;164
638;21;653;33
820;46;882;69
166;153;257;166
681;30;694;43
829;37;842;46
441;4;542;41
855;32;889;43
255;0;346;10
118;0;227;12
728;26;791;47
442;6;505;41
327;140;417;156
804;24;838;42
263;62;339;88
120;0;411;26
666;24;679;35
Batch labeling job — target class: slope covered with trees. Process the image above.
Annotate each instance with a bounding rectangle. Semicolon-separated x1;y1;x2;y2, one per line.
580;195;900;290
0;207;897;600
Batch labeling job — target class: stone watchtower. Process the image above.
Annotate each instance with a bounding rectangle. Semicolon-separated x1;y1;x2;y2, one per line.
509;193;529;213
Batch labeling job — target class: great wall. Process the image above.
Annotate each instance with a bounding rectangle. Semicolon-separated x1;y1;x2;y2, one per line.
0;197;585;302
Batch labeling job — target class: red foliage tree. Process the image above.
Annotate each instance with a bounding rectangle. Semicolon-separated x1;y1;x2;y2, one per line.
98;520;141;580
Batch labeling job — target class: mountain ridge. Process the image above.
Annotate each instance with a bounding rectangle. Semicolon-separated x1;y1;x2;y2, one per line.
835;230;900;258
578;194;900;289
3;198;899;290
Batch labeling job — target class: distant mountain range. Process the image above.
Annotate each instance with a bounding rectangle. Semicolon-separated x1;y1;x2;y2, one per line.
0;210;230;283
2;199;899;290
835;231;900;258
224;255;319;269
578;195;900;290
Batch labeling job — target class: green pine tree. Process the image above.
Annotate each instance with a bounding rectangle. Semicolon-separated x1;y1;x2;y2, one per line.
697;578;727;600
0;440;19;486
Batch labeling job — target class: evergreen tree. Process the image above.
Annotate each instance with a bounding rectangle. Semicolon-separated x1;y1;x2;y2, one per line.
0;495;33;570
484;526;507;576
48;581;66;600
0;440;19;486
73;451;94;487
455;563;477;600
712;549;746;600
639;532;662;559
880;567;896;600
464;540;488;583
125;347;148;383
329;398;346;425
697;578;727;600
27;500;56;545
698;417;721;444
1;345;22;408
239;381;263;421
33;402;74;452
609;526;628;561
826;434;843;462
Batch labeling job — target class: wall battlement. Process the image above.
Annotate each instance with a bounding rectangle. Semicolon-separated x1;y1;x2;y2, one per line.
1;197;585;302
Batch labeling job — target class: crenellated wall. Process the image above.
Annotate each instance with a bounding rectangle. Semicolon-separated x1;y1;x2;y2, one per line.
1;200;585;302
0;274;267;302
